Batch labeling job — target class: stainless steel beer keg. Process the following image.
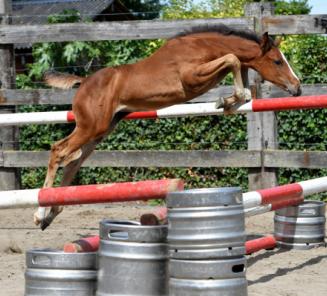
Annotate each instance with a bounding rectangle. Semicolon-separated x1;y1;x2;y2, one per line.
274;200;326;249
97;220;168;296
169;256;248;296
25;249;97;296
167;188;246;259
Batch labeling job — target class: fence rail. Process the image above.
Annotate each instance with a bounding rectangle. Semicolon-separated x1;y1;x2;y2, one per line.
1;84;327;106
0;14;326;45
0;17;254;44
1;150;327;169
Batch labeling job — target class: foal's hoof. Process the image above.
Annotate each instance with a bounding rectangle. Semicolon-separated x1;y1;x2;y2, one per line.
244;88;252;102
215;97;225;109
40;219;51;231
223;107;236;116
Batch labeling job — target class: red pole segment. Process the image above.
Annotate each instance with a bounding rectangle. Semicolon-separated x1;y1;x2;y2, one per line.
38;179;184;206
125;111;158;120
140;207;168;225
66;110;158;122
245;236;277;255
66;95;327;123
66;111;75;122
139;184;305;222
252;95;327;112
269;196;304;211
257;183;303;205
65;234;278;254
64;236;100;253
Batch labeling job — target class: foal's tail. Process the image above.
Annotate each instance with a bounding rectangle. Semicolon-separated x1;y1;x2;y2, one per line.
44;71;85;89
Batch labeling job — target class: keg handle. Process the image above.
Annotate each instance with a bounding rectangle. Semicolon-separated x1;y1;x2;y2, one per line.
32;254;52;266
100;221;167;242
105;224;134;241
299;208;317;216
107;230;129;240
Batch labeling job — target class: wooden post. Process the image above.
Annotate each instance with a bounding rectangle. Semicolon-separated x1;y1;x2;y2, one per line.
0;0;20;189
245;2;278;190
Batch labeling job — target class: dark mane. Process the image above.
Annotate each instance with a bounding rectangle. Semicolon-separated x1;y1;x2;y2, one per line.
171;24;262;44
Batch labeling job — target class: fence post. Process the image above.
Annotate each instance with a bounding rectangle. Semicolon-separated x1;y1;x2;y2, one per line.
0;0;20;189
245;2;278;190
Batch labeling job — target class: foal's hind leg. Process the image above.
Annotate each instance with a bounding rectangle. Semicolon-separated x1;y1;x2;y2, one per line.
192;54;251;111
34;113;127;230
36;139;98;230
33;127;96;228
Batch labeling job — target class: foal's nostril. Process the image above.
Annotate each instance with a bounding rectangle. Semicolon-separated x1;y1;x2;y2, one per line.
291;85;302;97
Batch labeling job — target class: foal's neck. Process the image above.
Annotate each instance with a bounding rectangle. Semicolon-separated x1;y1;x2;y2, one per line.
215;35;261;63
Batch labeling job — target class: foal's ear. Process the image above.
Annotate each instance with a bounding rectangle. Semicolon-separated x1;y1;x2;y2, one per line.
260;32;272;55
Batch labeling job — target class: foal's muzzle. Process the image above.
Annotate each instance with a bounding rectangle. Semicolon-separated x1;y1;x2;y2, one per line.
292;86;302;97
288;84;302;97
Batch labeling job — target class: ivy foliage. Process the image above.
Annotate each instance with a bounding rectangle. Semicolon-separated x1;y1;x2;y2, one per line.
16;1;327;201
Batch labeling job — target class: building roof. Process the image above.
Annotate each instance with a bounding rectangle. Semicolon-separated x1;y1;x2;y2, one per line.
12;0;138;49
12;0;115;25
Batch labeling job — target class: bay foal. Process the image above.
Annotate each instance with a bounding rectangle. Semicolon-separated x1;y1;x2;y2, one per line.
36;25;301;229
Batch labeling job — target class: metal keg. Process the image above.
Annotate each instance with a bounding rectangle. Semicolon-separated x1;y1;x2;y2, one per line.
167;188;245;259
25;249;97;296
169;257;248;296
274;200;326;249
96;220;168;296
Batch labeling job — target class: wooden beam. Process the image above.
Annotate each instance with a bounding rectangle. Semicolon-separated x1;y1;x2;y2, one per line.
0;18;254;44
0;85;234;105
2;150;327;169
264;150;327;169
0;0;20;190
261;83;327;99
0;88;76;105
0;14;324;45
245;2;278;190
0;84;326;106
2;150;261;168
262;14;327;35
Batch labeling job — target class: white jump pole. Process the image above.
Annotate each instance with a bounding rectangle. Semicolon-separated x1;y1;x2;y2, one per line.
0;176;325;212
0;179;184;209
139;176;327;222
244;176;327;217
0;94;326;126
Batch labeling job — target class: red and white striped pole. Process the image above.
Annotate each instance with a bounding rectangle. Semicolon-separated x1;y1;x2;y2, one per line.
245;236;277;255
63;234;277;254
139;176;327;221
0;179;184;209
0;176;325;211
0;94;326;126
64;236;100;253
244;176;327;216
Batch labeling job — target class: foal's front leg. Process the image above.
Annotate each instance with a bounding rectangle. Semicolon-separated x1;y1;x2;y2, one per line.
193;54;251;112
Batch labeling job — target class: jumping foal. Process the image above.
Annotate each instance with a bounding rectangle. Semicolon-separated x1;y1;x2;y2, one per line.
36;25;301;229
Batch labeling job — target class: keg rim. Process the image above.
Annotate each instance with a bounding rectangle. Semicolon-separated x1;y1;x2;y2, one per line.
100;219;167;230
275;200;326;217
26;248;96;269
280;200;325;208
298;200;325;207
99;219;168;242
26;248;96;255
167;187;243;208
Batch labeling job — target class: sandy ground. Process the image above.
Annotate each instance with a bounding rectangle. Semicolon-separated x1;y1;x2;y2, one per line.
0;203;326;295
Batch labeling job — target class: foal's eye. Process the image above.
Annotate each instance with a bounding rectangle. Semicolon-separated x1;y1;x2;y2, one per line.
274;60;282;65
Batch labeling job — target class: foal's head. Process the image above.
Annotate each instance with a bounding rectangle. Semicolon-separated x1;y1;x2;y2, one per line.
249;32;301;96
